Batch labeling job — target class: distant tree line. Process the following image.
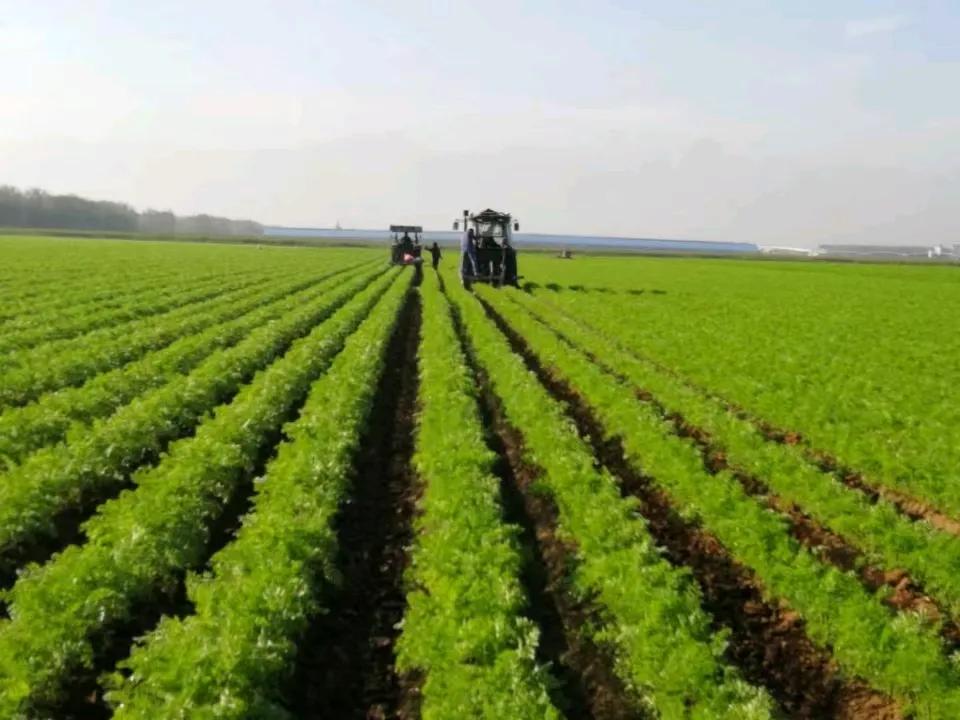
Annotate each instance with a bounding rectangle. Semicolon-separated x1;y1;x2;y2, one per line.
0;186;263;236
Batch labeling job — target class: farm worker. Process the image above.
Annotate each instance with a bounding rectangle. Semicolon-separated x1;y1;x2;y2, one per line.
401;232;414;256
460;227;478;283
429;242;442;270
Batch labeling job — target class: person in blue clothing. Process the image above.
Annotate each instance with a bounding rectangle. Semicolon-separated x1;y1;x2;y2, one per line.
460;227;478;286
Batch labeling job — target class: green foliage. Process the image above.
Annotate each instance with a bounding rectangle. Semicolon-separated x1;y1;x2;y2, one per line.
102;269;412;718
395;274;562;719
0;268;386;572
0;262;372;466
451;282;773;719
2;240;958;715
0;267;402;715
521;254;960;519
510;289;960;619
484;284;960;717
0;269;246;355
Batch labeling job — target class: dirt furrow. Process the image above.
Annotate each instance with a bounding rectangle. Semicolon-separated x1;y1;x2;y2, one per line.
717;408;960;537
668;414;960;650
480;297;899;720
292;290;420;720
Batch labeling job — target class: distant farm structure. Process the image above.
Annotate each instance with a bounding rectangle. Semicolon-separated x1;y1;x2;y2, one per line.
816;244;960;260
760;244;960;261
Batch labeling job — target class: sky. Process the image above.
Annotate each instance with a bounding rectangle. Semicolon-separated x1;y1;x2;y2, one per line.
2;1;959;247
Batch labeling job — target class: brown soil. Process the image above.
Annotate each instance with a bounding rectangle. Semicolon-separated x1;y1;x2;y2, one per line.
743;410;960;538
479;297;901;720
480;374;641;720
291;287;420;720
451;285;641;719
784;501;959;647
812;456;960;538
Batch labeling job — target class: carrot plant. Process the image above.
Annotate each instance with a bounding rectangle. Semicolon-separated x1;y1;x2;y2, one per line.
452;283;773;720
395;275;562;719
0;267;385;578
0;268;403;715
0;262;371;466
507;289;960;619
483;285;960;718
102;268;412;718
0;275;275;405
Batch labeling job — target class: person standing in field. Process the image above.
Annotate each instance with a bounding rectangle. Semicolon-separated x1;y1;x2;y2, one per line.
429;241;442;270
460;227;478;285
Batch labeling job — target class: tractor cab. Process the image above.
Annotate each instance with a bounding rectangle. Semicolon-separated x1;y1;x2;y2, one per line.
390;225;424;267
453;209;520;288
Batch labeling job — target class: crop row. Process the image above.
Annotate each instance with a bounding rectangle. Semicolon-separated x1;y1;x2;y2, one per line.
395;277;562;719
507;290;960;619
0;270;269;368
544;283;960;517
0;266;385;576
0;268;262;354
0;261;370;467
0;267;403;715
102;268;411;717
451;283;774;718
480;286;960;717
534;276;960;523
0;265;195;325
0;271;310;407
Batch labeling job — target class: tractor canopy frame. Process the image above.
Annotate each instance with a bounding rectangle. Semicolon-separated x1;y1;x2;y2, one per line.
455;208;521;288
390;224;424;267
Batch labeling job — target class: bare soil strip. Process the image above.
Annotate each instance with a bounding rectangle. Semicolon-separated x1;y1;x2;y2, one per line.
447;290;639;720
480;298;900;720
807;452;960;537
291;291;420;720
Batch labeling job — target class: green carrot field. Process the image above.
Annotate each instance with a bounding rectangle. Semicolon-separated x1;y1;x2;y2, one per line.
1;235;958;719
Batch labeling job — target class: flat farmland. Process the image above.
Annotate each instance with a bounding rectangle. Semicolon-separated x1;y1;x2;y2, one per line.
1;235;959;719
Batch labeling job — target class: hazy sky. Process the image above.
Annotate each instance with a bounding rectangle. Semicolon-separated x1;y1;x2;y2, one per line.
3;1;959;246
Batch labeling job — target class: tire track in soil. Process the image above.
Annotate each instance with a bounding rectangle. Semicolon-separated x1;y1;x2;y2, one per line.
291;287;420;720
479;297;901;720
446;282;640;720
531;292;960;537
